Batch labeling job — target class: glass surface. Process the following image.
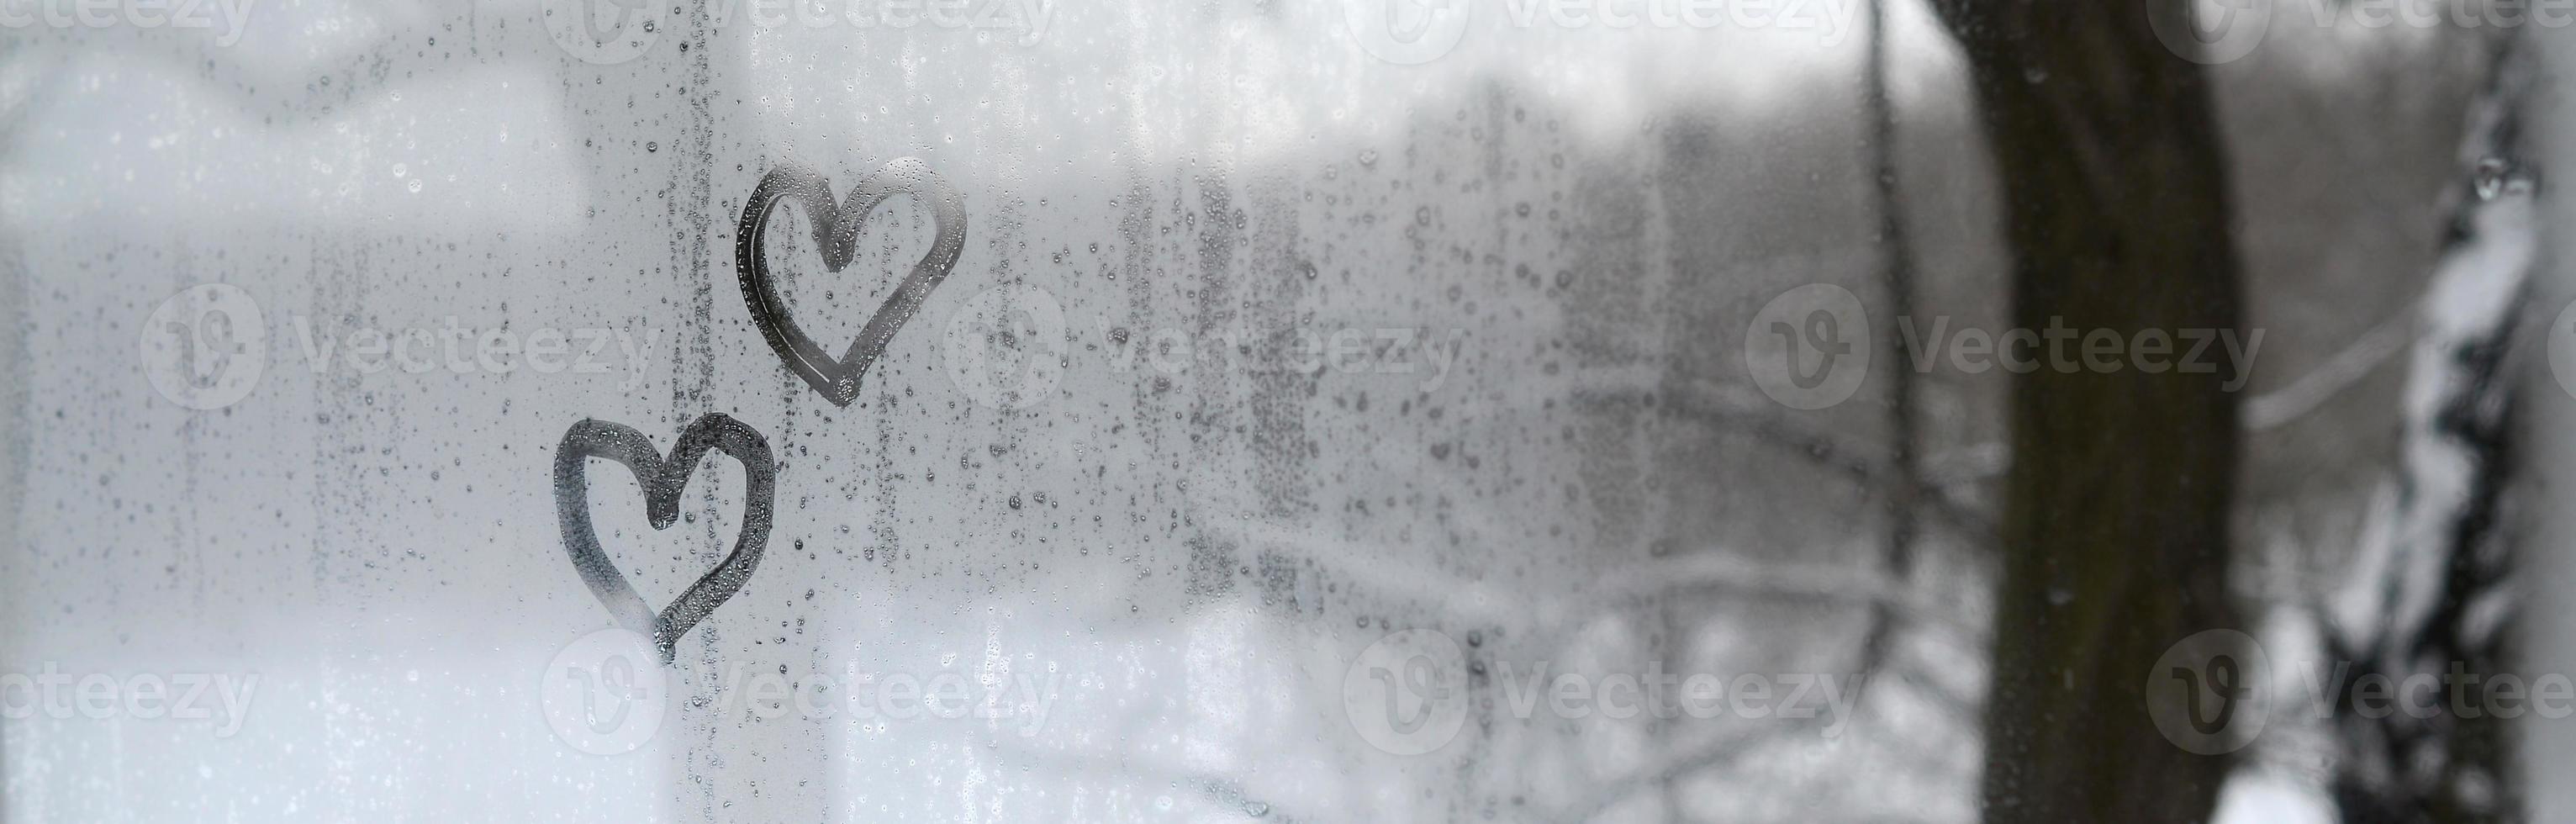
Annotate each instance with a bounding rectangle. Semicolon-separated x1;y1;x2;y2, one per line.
0;1;2567;821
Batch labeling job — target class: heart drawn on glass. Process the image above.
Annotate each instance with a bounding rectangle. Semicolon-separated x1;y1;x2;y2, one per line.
735;157;968;407
552;413;776;662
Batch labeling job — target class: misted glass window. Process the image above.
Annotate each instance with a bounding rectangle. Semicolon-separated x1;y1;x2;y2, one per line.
0;1;2565;822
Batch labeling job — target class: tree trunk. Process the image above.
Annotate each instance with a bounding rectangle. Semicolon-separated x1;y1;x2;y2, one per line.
1928;1;2248;821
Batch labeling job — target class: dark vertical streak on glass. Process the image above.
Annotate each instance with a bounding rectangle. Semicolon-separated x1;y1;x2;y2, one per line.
1184;167;1239;606
1855;0;1923;709
1244;176;1312;527
669;6;721;817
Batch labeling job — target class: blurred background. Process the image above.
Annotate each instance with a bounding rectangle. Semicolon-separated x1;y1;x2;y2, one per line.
0;0;2570;821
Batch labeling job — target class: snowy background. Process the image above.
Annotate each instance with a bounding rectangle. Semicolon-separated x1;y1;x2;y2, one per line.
0;0;2563;821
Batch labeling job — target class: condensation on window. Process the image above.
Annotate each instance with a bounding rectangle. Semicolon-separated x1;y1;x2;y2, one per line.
0;0;2540;821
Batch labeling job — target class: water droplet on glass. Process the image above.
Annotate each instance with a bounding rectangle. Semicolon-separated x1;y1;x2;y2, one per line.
2475;157;2512;201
